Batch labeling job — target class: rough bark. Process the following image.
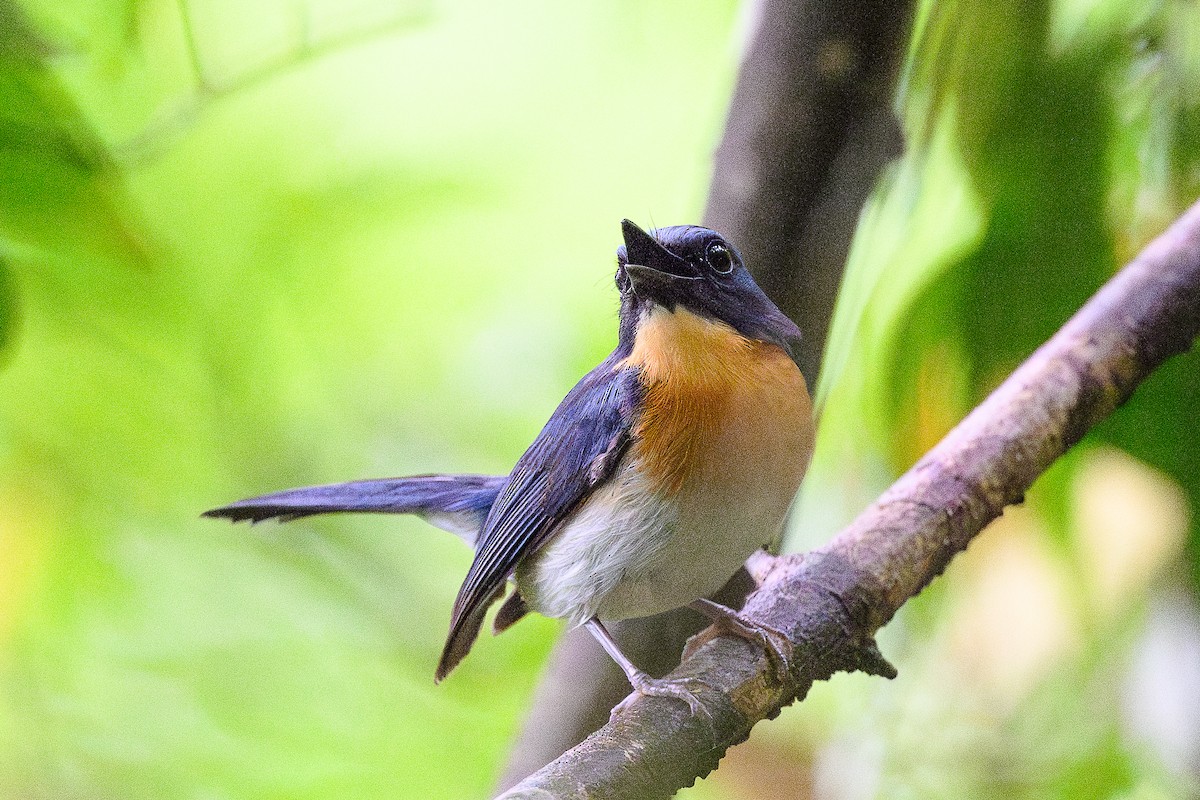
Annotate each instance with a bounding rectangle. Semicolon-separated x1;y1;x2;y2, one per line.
497;0;913;786
496;199;1200;799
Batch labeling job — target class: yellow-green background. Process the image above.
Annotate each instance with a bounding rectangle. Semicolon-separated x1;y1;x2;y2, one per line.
1;0;1198;798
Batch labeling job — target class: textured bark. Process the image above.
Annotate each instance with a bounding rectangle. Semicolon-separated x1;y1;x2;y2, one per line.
497;0;913;787
496;200;1200;799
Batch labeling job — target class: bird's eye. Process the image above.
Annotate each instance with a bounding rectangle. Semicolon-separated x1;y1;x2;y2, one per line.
705;242;734;274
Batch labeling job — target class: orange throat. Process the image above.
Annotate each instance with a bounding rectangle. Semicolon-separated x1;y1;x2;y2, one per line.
621;307;814;495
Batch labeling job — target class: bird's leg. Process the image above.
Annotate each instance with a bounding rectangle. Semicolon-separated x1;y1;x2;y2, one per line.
683;598;794;683
583;617;710;721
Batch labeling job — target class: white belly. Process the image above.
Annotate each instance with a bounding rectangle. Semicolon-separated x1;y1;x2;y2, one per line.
514;447;796;625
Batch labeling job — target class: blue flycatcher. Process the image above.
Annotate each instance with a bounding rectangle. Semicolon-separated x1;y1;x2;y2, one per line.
207;220;814;713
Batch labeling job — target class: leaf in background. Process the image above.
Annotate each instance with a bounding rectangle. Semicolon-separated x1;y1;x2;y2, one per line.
0;0;153;282
0;2;745;798
0;259;16;360
789;0;1200;797
1087;0;1200;592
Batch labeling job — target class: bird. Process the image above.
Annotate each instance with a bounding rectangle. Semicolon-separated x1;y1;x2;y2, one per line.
205;220;815;714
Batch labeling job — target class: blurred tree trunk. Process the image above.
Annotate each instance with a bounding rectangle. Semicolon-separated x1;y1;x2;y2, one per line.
498;0;914;789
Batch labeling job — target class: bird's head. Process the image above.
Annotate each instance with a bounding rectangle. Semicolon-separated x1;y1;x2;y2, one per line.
615;219;801;354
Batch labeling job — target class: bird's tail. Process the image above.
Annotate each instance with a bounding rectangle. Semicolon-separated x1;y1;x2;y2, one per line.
203;473;505;548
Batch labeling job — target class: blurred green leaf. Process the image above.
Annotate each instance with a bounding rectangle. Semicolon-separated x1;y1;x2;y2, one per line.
791;0;1200;799
4;0;1200;798
0;261;16;359
0;1;742;798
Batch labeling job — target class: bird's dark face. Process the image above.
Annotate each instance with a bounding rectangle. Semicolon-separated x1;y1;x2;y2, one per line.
615;220;801;353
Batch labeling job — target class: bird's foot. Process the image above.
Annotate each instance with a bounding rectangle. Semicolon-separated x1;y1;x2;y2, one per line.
610;670;711;722
684;599;794;684
583;616;714;723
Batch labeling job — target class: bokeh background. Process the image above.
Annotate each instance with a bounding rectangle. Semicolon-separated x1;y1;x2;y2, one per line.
1;0;1199;798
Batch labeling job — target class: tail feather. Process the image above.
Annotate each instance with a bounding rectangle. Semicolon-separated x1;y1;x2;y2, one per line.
436;582;506;682
203;474;505;547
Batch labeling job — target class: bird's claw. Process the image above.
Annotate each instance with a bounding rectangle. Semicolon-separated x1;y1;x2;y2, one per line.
610;673;712;723
685;600;794;684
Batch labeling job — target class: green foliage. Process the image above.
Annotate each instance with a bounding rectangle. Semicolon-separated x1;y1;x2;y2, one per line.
808;0;1200;555
776;1;1200;799
2;0;1198;798
0;1;739;797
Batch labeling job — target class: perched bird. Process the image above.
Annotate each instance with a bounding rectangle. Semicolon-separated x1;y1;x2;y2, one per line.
206;220;814;712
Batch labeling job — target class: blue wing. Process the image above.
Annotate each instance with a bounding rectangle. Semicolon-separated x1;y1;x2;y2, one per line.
436;357;643;680
203;474;506;547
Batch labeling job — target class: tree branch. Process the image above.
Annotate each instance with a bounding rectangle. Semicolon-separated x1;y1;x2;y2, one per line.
497;199;1200;799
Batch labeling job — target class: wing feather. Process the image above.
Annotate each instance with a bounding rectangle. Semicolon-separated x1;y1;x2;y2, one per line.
435;358;642;680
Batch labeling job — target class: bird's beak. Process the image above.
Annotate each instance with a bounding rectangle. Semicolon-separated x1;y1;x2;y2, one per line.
621;220;677;269
619;220;698;301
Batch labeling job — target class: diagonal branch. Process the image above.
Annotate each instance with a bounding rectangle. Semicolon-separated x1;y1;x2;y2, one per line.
497;199;1200;800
